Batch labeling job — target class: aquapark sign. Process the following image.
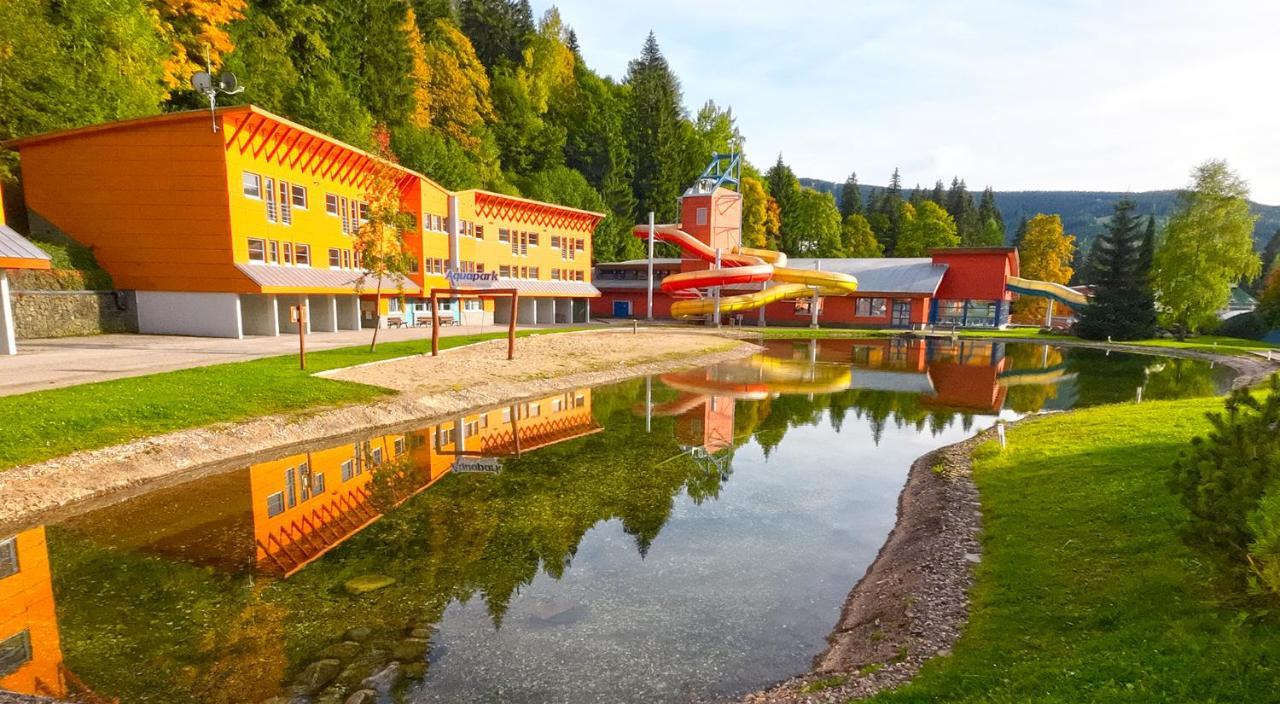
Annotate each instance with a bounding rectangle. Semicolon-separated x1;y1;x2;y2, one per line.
446;270;499;287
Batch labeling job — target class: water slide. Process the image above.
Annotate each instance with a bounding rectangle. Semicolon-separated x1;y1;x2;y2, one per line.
1005;276;1088;307
659;354;854;398
633;225;859;318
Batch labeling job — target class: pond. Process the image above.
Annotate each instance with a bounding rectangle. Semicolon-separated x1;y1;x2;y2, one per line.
0;339;1234;704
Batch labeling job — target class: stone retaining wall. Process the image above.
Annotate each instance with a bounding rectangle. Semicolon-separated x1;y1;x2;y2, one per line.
11;290;138;339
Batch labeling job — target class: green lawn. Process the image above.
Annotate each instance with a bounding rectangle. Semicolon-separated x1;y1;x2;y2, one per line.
0;328;585;470
868;396;1280;703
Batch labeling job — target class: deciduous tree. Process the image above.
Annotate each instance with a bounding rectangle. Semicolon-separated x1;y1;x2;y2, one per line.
1153;160;1261;338
841;213;882;257
895;200;959;256
1013;214;1075;323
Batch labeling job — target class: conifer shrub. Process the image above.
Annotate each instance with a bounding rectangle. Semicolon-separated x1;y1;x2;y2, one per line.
1169;375;1280;597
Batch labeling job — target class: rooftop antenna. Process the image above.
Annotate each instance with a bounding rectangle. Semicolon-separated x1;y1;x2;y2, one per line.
191;49;244;133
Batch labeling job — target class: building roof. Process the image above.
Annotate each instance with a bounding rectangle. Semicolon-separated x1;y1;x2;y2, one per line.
235;264;421;295
597;258;683;267
495;278;600;298
0;224;53;270
462;189;607;222
783;258;947;294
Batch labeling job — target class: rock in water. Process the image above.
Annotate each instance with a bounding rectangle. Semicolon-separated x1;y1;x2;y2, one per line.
344;690;378;704
294;659;343;694
344;575;397;595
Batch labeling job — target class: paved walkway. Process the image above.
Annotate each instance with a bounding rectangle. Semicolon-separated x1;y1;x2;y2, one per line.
0;324;579;396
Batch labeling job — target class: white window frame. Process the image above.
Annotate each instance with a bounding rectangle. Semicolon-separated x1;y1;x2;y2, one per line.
294;243;310;267
242;172;262;199
247;238;266;264
291;184;308;210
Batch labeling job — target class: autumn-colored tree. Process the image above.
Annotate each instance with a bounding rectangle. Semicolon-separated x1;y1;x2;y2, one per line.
740;176;771;249
517;9;575;114
353;176;415;352
1014;214;1076;323
151;0;247;90
410;19;496;150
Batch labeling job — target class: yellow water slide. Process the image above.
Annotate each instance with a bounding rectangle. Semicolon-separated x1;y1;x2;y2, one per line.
1005;276;1088;307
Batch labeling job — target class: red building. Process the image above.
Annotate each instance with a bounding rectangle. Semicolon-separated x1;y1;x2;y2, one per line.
594;247;1020;329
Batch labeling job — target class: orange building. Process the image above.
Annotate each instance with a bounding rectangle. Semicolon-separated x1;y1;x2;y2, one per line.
5;106;603;338
0;528;73;700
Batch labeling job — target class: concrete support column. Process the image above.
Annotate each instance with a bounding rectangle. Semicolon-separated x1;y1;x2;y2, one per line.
494;297;514;325
1;270;16;355
309;294;338;332
240;294;280;337
278;295;311;334
517;297;538;325
336;296;361;330
537;298;554;326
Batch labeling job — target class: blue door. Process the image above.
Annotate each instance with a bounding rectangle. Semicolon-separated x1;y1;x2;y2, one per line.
612;300;631;317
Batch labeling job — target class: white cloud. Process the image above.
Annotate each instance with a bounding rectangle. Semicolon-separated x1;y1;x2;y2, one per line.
534;0;1280;203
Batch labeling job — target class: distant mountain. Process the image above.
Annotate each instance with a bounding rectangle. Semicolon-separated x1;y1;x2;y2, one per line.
799;178;1280;249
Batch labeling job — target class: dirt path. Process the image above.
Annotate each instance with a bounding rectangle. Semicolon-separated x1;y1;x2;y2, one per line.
0;330;758;530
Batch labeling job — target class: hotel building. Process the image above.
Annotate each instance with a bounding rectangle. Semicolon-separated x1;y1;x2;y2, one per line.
5;106;603;339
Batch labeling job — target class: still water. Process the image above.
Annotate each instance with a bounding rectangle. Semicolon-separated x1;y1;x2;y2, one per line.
0;339;1232;704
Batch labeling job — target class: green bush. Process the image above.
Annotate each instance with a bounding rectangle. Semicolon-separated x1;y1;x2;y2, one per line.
1248;485;1280;597
1169;375;1280;595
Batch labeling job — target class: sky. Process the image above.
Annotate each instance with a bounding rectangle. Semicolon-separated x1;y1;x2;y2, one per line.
531;0;1280;204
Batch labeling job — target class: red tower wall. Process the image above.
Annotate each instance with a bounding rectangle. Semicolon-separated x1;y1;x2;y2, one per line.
679;188;742;273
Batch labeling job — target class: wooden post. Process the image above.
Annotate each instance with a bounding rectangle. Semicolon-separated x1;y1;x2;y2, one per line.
508;291;518;360
431;290;440;356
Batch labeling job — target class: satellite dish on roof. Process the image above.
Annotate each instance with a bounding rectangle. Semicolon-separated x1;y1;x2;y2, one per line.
219;73;243;94
191;71;213;93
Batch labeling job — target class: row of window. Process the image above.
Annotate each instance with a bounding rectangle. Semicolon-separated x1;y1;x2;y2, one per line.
248;238;312;266
936;300;998;327
597;268;677;281
324;194;368;235
265;462;325;518
244;172;308;226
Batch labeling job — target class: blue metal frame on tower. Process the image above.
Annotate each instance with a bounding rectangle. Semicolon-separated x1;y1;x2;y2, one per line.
688;152;742;194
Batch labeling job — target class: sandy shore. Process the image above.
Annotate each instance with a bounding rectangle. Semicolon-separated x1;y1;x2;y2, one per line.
0;329;758;529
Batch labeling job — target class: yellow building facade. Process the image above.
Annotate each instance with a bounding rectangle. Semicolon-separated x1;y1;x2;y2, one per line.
6;106;603;338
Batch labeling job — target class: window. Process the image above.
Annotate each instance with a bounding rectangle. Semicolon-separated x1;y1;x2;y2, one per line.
342;249;352;268
291;184;308;210
409;258;420;274
936;300;966;326
551;235;561;248
529;267;539;279
0;537;18;579
575;239;584;251
371;447;384;466
465;299;481;311
394;437;406;455
359;202;370;222
268;240;279;264
499;228;511;243
312;472;326;495
264;177;277;222
278;181;293;225
520;266;529;279
282;242;294;265
475;225;485;239
696;207;708;225
529;233;539;246
340;196;351;234
499;265;511;277
576;270;585;282
341;459;356;482
242;172;262;199
294;244;310;266
388;298;402;313
247;238;266;263
551;268;560;280
266;492;285;518
855;297;887;317
325;193;339;215
284;468;297;508
964;300;998;328
329;248;341;268
0;631;32;678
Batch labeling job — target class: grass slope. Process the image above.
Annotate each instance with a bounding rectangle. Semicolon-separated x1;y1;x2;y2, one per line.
869;397;1280;703
0;328;583;470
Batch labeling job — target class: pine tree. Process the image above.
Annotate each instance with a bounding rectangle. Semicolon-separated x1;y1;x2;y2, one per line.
457;0;533;71
1076;198;1157;340
624;32;688;222
930;180;945;206
976;187;1005;244
839;172;863;218
1012;215;1029;249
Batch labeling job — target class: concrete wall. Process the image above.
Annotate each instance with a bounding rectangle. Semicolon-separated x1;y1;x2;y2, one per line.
536;298;555;325
11;289;138;339
136;291;241;338
308;294;337;332
337;295;361;330
240;294;279;336
277;295;309;334
494;297;513;325
517;297;538;325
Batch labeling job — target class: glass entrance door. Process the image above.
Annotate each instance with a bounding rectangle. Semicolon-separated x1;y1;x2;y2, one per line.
891;299;912;327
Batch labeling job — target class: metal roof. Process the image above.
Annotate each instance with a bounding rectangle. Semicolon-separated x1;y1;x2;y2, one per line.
780;258;947;295
0;224;53;269
597;258;683;267
235;264;421;294
494;278;601;298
